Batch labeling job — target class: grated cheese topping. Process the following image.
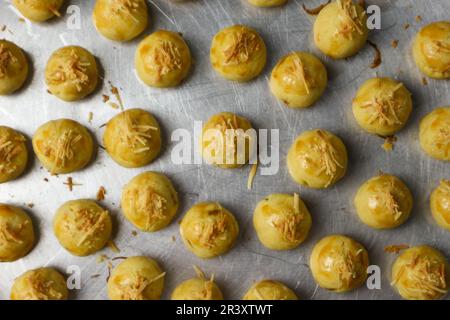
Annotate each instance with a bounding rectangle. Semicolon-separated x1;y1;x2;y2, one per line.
336;0;365;39
223;29;261;65
49;49;91;92
152;40;182;79
0;44;18;79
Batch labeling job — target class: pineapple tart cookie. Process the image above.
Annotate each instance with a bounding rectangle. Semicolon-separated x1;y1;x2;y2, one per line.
108;256;165;300
270;51;327;108
180;202;239;259
32;119;94;175
354;174;413;229
53;200;112;256
419;107;450;161
310;235;369;292
0;204;35;262
201;112;254;169
103;108;162;168
171;266;223;300
135;30;192;88
413;21;450;79
93;0;148;42
253;193;312;250
247;0;287;7
10;267;68;300
0;40;29;95
391;246;449;300
210;25;267;82
313;0;368;59
12;0;64;22
243;280;298;300
352;78;413;136
121;171;179;232
45;46;98;102
0;126;28;184
287;129;348;189
430;180;450;231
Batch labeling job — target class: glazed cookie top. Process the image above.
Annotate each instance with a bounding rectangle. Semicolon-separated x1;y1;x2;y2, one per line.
0;126;28;184
0;40;29;95
12;0;64;22
247;0;287;7
171;267;223;300
413;21;450;79
391;246;449;300
243;280;298;300
419;107;450;161
210;25;267;82
430;180;450;231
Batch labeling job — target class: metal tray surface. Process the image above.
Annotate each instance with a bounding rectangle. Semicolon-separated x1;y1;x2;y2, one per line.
0;0;449;300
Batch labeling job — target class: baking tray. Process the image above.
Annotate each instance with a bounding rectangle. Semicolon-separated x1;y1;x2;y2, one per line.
0;0;449;300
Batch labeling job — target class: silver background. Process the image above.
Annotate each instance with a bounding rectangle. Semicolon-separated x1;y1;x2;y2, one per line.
0;0;449;300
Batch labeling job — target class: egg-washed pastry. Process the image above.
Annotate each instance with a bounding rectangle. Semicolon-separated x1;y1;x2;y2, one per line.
354;174;413;229
107;256;165;300
92;0;148;42
0;40;29;95
287;129;348;189
413;21;450;79
135;30;192;88
180;202;239;259
171;266;223;300
419;107;450;161
310;235;369;292
313;0;368;59
45;46;98;102
0;126;28;184
352;78;413;137
248;0;287;7
253;193;312;250
12;0;64;22
210;25;267;82
121;171;179;232
391;245;449;300
270;52;327;109
32;119;94;175
103;108;162;168
243;280;298;300
10;267;68;300
0;204;34;262
201;112;254;169
53;199;112;256
431;180;450;231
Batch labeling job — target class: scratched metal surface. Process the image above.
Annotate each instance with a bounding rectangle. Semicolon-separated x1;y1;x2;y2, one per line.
0;0;449;300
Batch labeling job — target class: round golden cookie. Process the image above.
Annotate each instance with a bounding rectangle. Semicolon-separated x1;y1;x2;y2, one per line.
0;204;34;262
201;112;254;169
352;78;413;136
171;267;223;300
419;107;450;161
313;0;368;59
287;129;348;189
413;21;450;79
210;25;267;82
431;180;450;231
180;202;239;259
121;171;179;232
11;267;68;300
107;256;165;300
354;174;413;229
93;0;148;42
310;235;369;292
135;30;192;88
253;193;312;250
32;119;94;175
103;108;162;168
391;246;449;300
243;280;298;300
248;0;287;7
53;199;112;256
270;52;327;109
45;46;98;102
12;0;64;22
0;126;28;184
0;40;29;95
